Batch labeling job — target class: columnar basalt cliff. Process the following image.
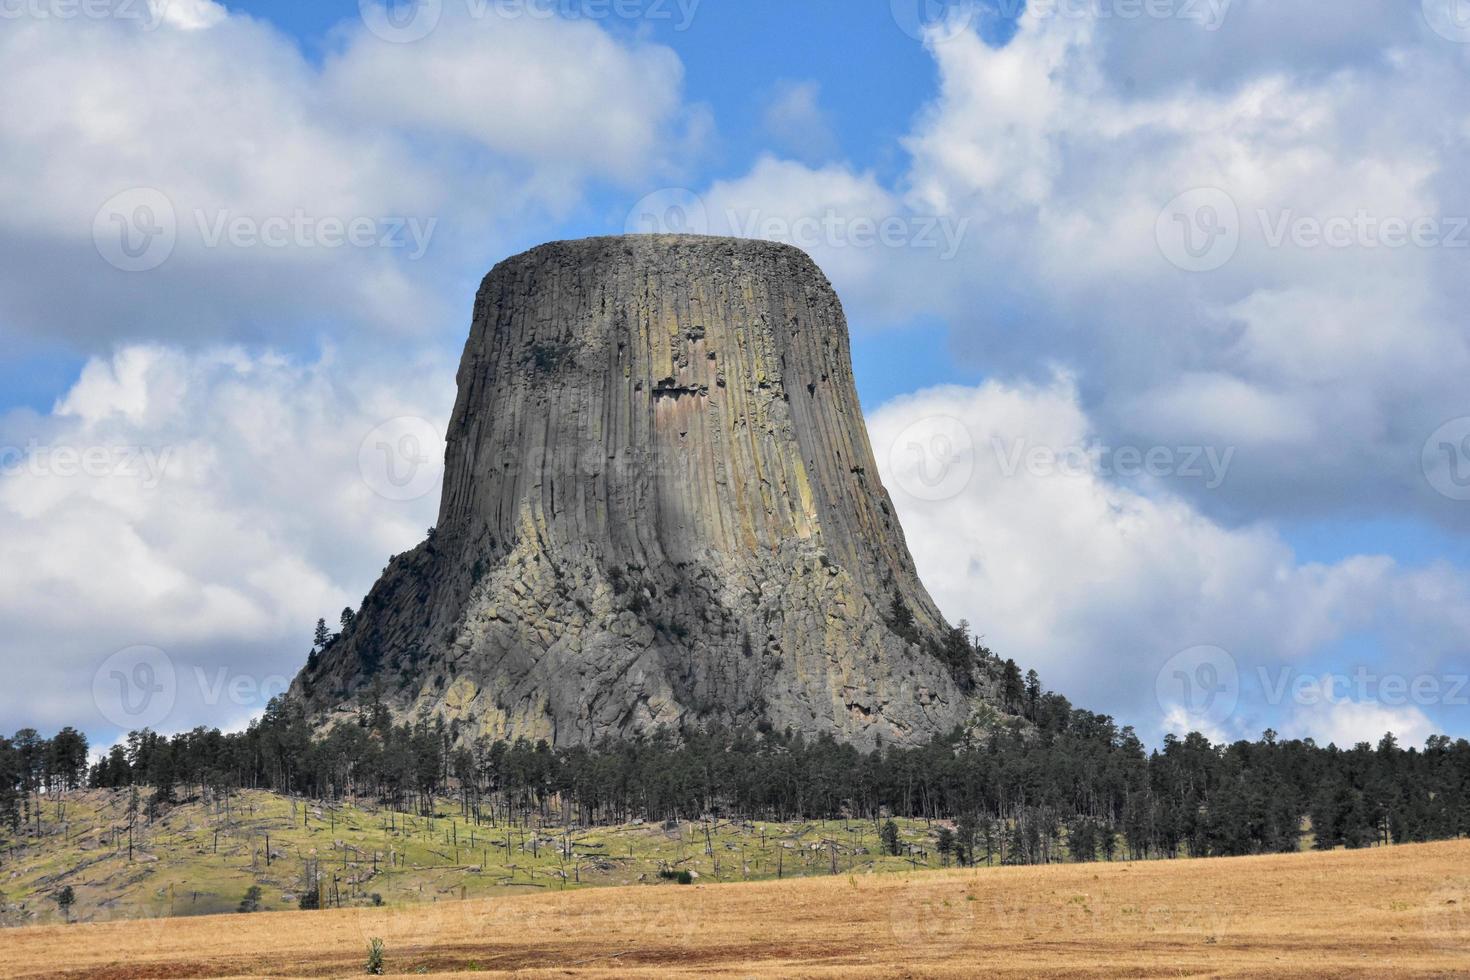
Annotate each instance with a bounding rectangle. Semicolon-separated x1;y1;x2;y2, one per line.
296;235;1003;747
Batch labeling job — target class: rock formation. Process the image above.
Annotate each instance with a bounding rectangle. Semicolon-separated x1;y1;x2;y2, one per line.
296;235;1003;748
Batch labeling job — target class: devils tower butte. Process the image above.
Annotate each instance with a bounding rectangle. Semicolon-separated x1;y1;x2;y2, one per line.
297;235;998;747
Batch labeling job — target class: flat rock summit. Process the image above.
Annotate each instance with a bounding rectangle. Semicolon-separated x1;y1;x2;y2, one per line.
295;235;1004;747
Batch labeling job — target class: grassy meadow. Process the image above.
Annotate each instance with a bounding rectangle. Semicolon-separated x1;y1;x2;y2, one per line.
1;789;952;925
2;835;1467;977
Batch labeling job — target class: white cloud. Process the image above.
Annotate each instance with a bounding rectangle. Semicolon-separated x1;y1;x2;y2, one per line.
868;376;1469;739
1285;700;1436;750
322;6;687;183
700;8;1470;530
149;0;228;31
696;156;971;323
0;5;694;348
760;80;839;163
1161;705;1231;746
903;14;1470;526
0;345;452;735
1085;0;1436;95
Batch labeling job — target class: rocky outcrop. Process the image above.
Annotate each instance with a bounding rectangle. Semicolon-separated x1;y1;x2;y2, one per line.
295;235;1003;748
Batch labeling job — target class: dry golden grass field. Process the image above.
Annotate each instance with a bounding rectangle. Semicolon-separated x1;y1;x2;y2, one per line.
5;837;1470;978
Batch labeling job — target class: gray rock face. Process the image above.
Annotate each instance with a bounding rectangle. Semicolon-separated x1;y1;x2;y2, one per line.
296;235;1001;748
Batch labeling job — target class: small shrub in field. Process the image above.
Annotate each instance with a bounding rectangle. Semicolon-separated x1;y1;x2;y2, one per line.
366;937;385;975
237;885;263;913
880;819;901;857
298;860;322;910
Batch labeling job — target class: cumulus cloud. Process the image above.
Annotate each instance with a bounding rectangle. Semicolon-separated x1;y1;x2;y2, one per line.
691;6;1470;532
323;6;687;184
0;2;695;349
1083;0;1440;94
0;346;452;736
906;11;1470;528
760;80;840;164
1285;700;1436;750
868;376;1469;740
692;156;972;323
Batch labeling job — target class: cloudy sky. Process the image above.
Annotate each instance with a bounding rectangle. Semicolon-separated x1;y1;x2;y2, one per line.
3;0;1468;750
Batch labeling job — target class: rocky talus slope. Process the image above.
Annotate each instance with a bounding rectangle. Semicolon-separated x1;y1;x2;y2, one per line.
295;235;1002;747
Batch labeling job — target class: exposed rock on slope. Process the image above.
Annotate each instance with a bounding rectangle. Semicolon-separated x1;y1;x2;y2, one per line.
296;235;1002;747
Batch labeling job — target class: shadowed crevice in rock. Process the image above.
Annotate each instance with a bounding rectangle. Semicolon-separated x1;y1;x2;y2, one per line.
295;234;1005;747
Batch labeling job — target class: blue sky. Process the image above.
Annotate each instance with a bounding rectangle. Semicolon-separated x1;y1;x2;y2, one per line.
1;0;1468;750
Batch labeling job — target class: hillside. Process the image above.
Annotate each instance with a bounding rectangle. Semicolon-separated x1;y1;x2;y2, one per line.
0;789;955;926
6;837;1468;978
